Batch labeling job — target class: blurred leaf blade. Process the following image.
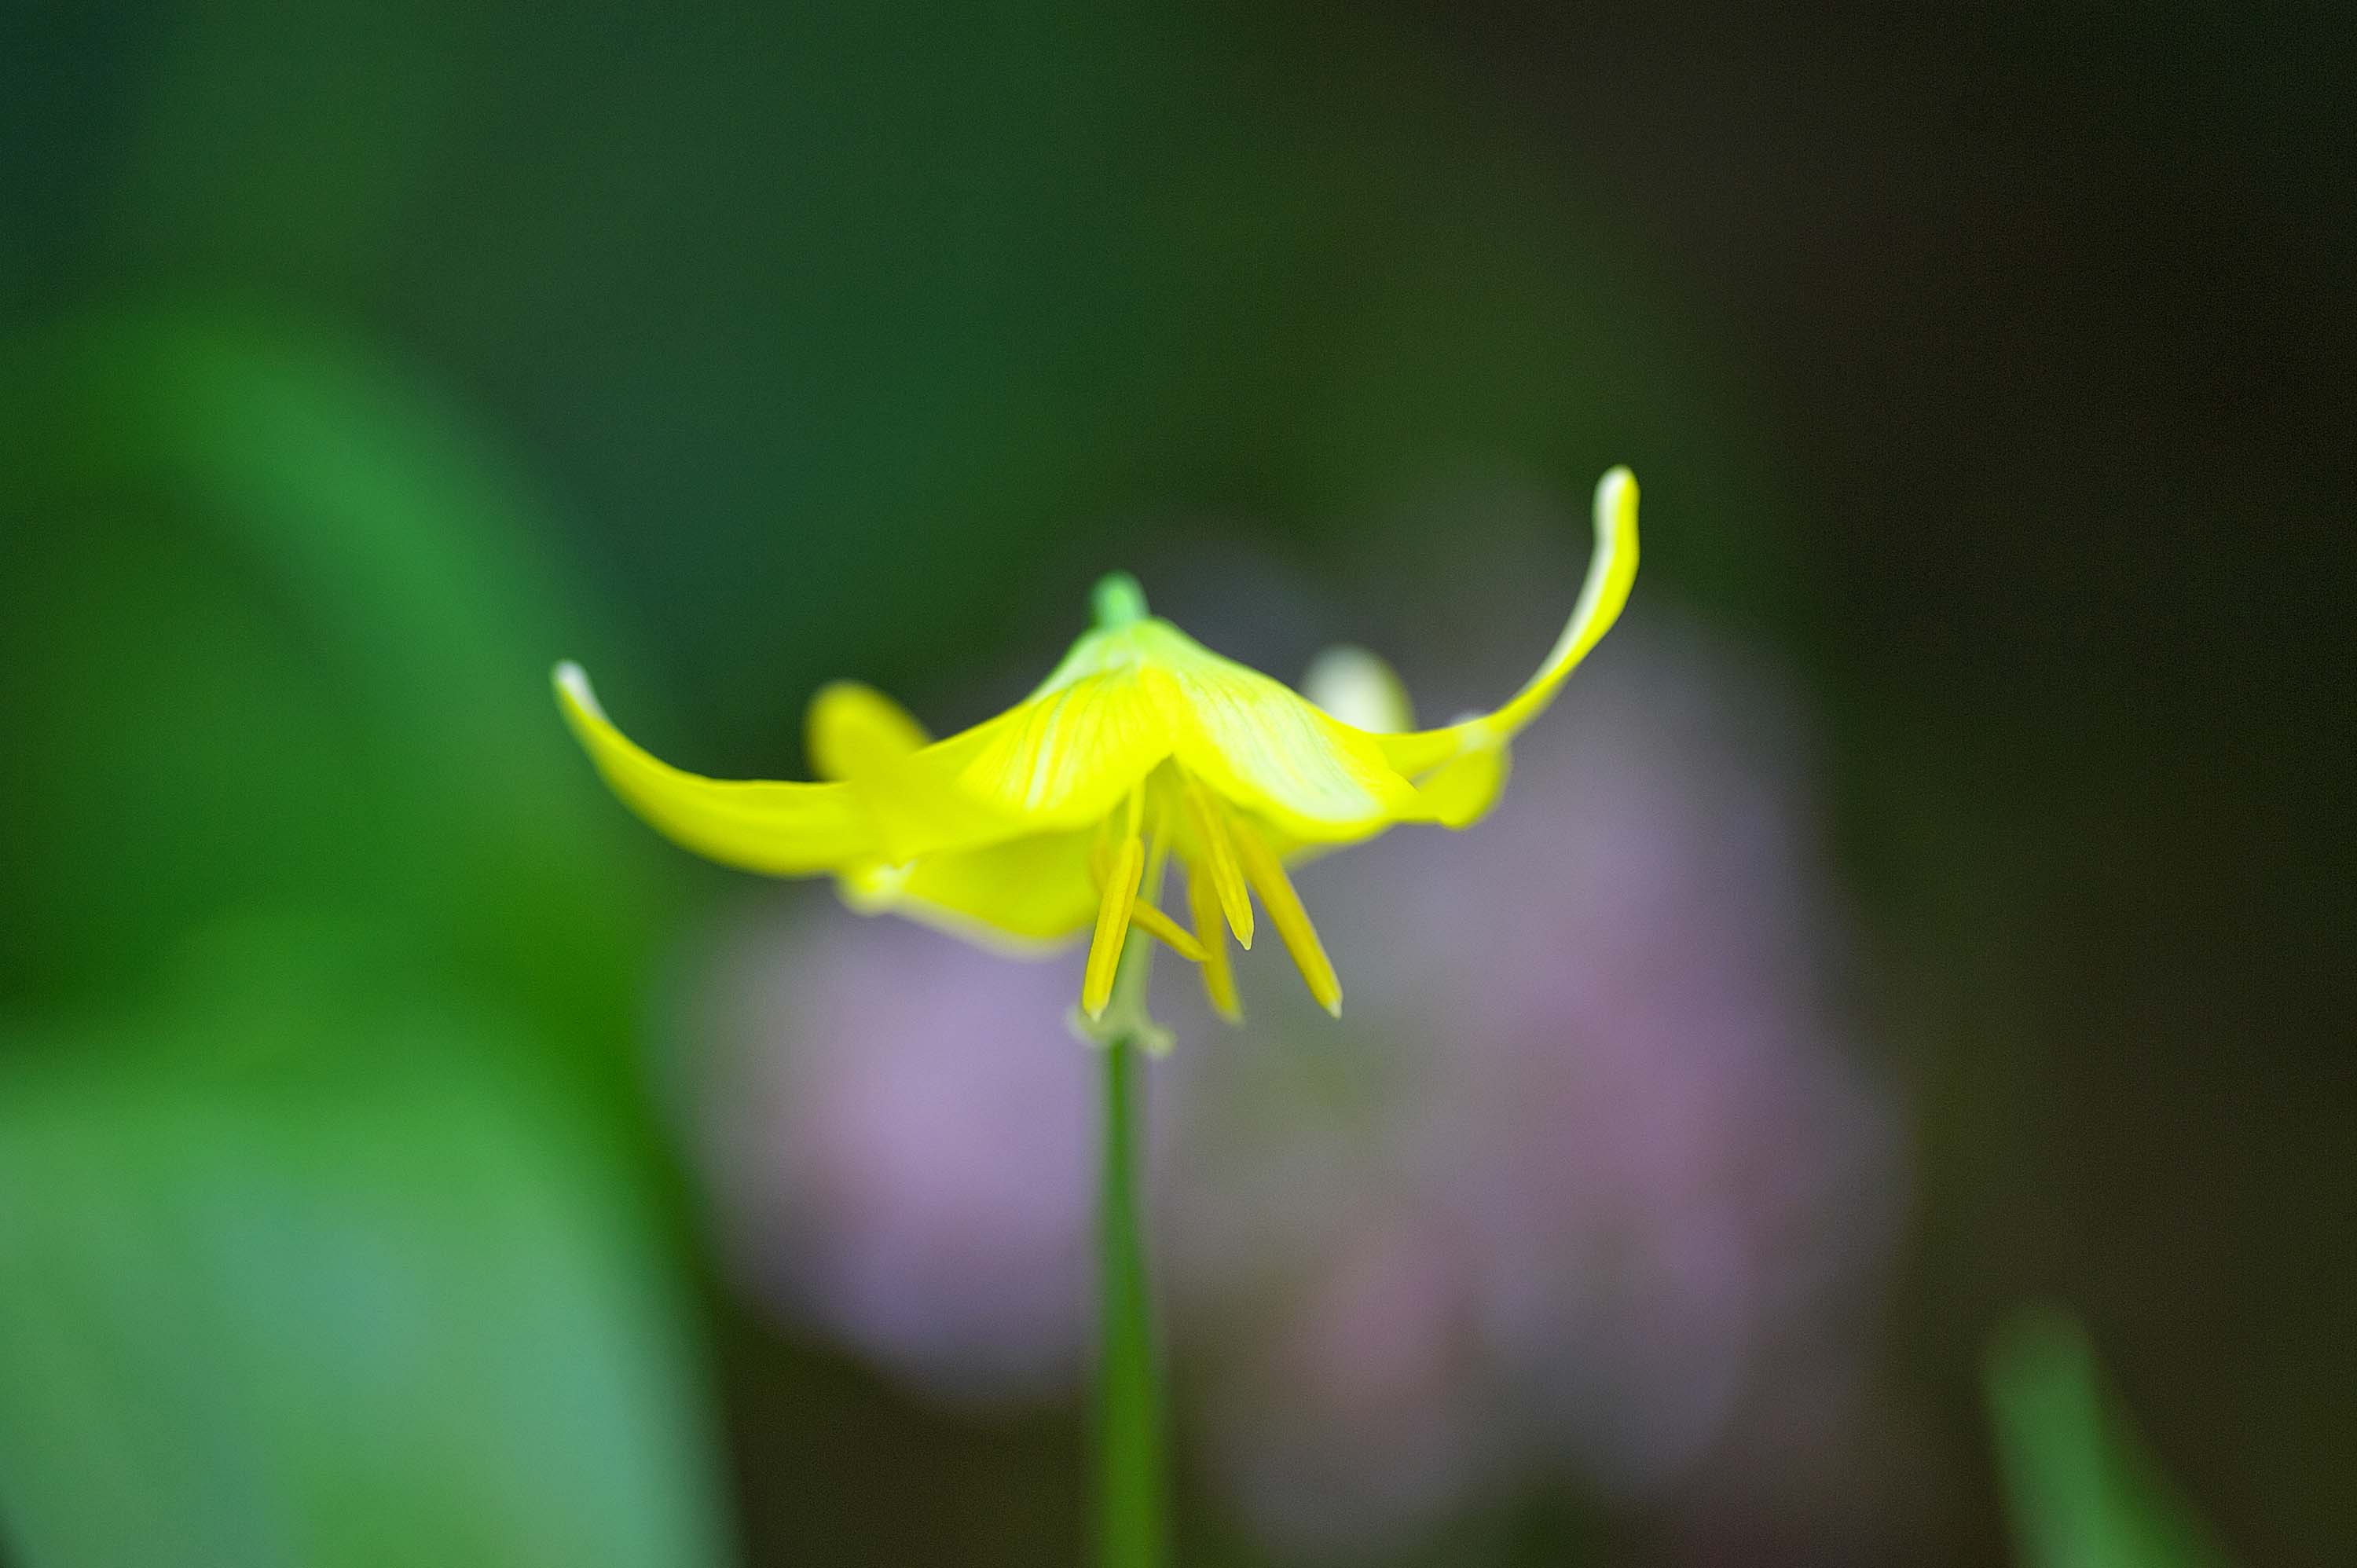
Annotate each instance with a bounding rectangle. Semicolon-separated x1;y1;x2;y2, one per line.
0;307;670;1051
1985;1309;2237;1568
0;990;736;1568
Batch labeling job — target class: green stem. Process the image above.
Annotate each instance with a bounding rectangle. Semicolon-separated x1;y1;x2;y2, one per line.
1095;1025;1165;1567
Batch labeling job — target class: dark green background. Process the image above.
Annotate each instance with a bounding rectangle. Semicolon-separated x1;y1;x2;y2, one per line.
2;3;2348;1564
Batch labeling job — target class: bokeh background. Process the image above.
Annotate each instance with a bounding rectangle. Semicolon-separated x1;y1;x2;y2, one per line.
2;4;2348;1566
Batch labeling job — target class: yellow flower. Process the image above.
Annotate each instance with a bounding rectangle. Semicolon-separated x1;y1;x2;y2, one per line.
556;468;1638;1029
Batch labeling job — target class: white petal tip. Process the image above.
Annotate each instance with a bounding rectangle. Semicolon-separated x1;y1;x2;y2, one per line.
1595;466;1637;522
552;661;605;720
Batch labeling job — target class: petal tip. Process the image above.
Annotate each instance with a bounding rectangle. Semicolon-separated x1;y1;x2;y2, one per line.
552;660;605;720
1595;466;1640;547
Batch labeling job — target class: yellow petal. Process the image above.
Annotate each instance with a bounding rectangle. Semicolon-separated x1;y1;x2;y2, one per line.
554;663;872;874
796;631;1180;864
1130;624;1420;844
817;611;1430;863
941;669;1172;833
1376;466;1639;778
838;830;1101;949
807;680;929;779
1412;737;1512;828
796;691;1127;867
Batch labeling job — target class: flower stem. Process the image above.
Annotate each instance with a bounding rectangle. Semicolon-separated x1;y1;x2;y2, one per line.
1095;1024;1165;1567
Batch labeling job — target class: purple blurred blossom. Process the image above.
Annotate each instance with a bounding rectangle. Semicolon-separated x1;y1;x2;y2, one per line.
696;911;1094;1400
683;608;1903;1557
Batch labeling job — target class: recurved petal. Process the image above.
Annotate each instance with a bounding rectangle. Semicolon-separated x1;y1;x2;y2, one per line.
1376;465;1639;778
807;680;930;779
1411;735;1512;827
555;662;874;874
789;671;1172;866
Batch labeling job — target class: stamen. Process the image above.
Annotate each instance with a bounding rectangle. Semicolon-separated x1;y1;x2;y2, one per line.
1127;899;1208;963
1082;827;1145;1019
1142;795;1173;891
1189;860;1241;1022
1088;811;1203;964
1182;774;1254;949
1229;815;1341;1017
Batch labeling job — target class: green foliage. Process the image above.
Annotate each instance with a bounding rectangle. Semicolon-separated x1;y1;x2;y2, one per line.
0;977;731;1568
0;310;663;1042
0;313;727;1568
1985;1310;2235;1568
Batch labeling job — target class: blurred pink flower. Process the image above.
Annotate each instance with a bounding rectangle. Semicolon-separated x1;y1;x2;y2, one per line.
695;910;1092;1401
684;604;1901;1555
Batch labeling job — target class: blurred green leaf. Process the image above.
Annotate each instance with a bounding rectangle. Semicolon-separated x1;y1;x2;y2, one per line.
0;309;668;1052
0;967;735;1568
0;310;728;1567
1985;1309;2236;1568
